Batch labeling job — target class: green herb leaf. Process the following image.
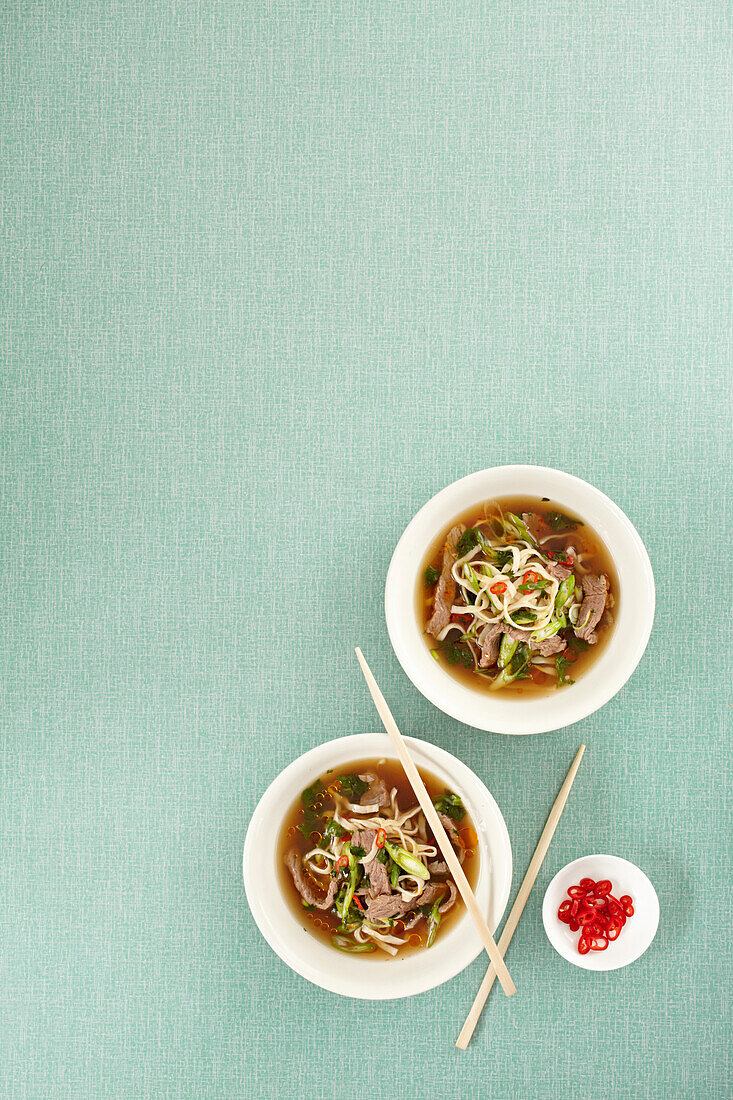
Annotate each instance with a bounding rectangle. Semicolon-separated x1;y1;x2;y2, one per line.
494;549;513;569
296;807;326;837
301;781;326;809
439;640;473;668
350;845;366;859
322;818;349;844
567;636;591;652
434;790;465;822
337;774;369;799
509;643;530;676
555;654;575;686
376;849;390;866
424;565;440;587
455;528;479;556
545;511;584;532
302;902;315;911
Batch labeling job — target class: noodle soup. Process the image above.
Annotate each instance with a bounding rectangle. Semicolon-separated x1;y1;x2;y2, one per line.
278;758;478;958
418;496;618;696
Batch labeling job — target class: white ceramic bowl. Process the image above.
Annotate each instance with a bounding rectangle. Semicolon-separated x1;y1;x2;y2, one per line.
243;733;512;999
385;465;655;735
542;854;660;971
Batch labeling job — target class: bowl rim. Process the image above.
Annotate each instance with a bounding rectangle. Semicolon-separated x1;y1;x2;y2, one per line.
243;732;513;999
541;853;660;971
384;465;655;734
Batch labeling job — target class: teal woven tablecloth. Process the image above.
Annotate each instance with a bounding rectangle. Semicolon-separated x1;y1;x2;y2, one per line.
2;2;731;1098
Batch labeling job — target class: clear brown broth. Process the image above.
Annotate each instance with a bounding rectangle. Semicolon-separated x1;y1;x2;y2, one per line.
277;757;478;958
417;496;618;696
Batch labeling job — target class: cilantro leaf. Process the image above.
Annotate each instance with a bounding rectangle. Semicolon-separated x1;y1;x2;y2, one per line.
555;654;575;686
296;807;326;837
456;528;479;556
439;640;473;668
301;781;326;809
322;818;349;844
545;511;584;532
434;790;465;822
424;565;440;587
337;774;369;799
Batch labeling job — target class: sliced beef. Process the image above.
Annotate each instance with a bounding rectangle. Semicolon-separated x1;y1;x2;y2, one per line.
438;881;458;914
478;622;503;668
358;773;390;809
438;812;461;847
352;828;391;898
521;512;546;544
502;624;566;656
545;559;572;581
364;893;414;922
402;882;457;928
427;860;449;876
365;882;449;923
574;573;609;644
284;850;338;910
426;524;466;636
534;634;566;657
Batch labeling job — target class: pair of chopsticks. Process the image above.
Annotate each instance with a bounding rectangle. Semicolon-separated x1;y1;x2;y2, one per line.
355;648;585;1045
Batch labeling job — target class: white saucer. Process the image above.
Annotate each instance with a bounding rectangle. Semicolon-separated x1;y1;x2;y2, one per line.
542;854;660;971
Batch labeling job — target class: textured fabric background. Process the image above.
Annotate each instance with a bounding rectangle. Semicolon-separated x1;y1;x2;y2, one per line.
2;1;731;1098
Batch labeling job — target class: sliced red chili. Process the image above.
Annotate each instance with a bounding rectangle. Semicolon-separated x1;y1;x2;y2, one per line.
335;854;349;871
579;878;596;891
522;570;540;585
490;581;507;595
568;886;587;899
606;918;622;940
548;551;573;567
590;936;609;951
577;936;591;955
352;895;365;912
375;828;386;849
595;880;612;896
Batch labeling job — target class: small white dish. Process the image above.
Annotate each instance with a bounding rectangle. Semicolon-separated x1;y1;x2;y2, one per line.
384;465;655;734
542;854;660;971
243;733;512;999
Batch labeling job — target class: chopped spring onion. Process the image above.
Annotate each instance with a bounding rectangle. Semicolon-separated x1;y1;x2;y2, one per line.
490;643;530;691
383;840;430;881
531;614;567;643
498;633;518;669
555;575;575;613
426;897;442;948
506;512;539;547
331;934;376;954
336;844;359;920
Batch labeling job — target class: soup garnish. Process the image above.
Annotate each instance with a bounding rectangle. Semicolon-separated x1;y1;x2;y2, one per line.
558;877;635;954
421;498;616;693
280;760;476;957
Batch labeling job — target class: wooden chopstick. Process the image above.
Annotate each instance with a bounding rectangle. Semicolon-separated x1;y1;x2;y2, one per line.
456;743;586;1048
354;648;516;998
